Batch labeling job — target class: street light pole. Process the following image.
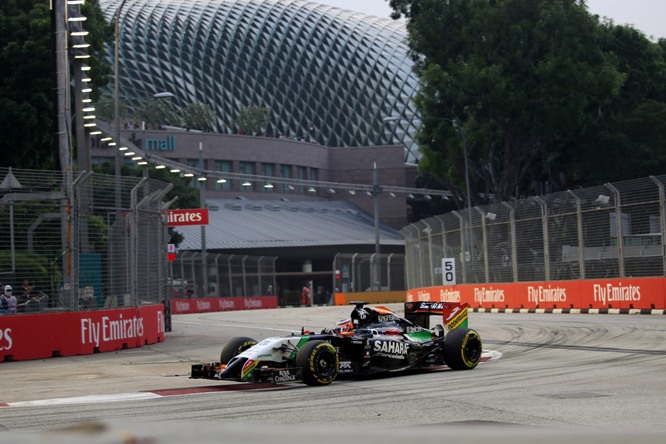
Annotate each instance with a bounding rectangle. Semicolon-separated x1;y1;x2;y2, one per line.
114;0;129;217
372;162;382;291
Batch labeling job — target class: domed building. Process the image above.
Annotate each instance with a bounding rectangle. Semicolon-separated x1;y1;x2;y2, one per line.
92;0;434;299
99;0;420;163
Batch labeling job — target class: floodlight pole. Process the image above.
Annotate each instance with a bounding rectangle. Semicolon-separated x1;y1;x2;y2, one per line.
372;162;381;291
114;0;128;219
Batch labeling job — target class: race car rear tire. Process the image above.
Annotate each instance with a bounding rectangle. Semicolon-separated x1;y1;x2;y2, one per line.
295;340;339;386
220;336;257;364
443;328;482;370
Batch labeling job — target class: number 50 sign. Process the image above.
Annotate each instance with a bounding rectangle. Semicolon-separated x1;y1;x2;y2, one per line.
442;258;456;286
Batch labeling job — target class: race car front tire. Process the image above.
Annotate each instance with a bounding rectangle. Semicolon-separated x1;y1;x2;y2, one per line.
295;340;339;386
220;336;257;365
443;328;482;370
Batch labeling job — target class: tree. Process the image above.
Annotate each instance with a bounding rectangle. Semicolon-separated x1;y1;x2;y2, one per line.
133;97;181;130
233;106;270;135
389;0;626;204
571;25;666;185
0;0;112;169
182;102;216;132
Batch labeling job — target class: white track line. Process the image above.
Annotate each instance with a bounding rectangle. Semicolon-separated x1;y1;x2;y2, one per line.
4;392;163;407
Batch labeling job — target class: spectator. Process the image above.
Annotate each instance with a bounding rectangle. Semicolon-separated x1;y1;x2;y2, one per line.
18;279;38;312
266;285;273;296
301;284;311;306
5;285;17;314
1;285;12;314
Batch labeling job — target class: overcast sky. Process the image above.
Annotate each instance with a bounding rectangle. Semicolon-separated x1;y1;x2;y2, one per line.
315;0;665;40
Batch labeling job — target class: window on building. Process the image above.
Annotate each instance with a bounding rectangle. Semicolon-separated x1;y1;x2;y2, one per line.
262;163;275;193
214;160;232;190
239;161;255;191
297;166;307;194
280;164;292;193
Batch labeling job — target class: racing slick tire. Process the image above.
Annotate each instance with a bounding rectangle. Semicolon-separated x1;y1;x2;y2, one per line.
220;336;257;364
295;340;339;386
443;328;482;370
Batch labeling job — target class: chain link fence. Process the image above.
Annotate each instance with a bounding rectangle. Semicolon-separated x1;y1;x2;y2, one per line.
0;167;172;313
401;175;666;288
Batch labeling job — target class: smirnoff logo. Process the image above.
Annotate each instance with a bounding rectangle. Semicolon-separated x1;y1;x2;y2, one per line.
167;208;209;226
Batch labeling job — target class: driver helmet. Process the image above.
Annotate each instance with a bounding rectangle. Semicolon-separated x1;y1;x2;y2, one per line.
336;318;354;333
351;306;378;327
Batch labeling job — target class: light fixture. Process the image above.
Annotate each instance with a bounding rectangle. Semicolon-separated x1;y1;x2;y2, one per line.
287;185;295;191
242;181;252;187
264;183;274;189
67;0;85;5
81;76;92;82
83;122;96;128
328;188;336;194
170;168;181;173
67;15;87;22
485;212;497;221
183;173;194;177
82;106;95;112
348;190;356;195
123;151;135;156
155;165;166;169
137;161;148;165
89;130;102;135
424;194;432;200
216;178;227;183
74;54;91;59
72;42;91;49
69;30;89;37
389;192;396;197
308;187;316;193
407;193;414;199
80;64;91;71
197;177;207;182
131;156;142;161
82;98;92;103
101;137;112;142
118;146;128;151
82;114;95;119
81;88;92;93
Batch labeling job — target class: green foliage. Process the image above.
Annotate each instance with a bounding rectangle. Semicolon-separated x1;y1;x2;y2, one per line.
134;97;181;129
182;102;216;132
390;0;666;204
233;106;270;135
0;0;112;169
0;250;60;294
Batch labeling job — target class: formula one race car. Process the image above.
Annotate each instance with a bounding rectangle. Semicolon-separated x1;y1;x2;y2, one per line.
190;301;482;386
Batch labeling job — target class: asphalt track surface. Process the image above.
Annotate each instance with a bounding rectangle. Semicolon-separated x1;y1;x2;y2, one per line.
1;304;665;443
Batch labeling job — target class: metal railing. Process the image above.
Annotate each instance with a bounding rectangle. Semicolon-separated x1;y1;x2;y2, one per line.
402;175;666;288
170;252;277;298
333;253;405;293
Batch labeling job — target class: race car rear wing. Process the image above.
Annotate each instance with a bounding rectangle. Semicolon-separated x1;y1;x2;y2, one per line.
404;301;469;331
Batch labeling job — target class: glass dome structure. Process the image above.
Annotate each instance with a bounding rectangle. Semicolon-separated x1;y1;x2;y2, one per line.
99;0;421;162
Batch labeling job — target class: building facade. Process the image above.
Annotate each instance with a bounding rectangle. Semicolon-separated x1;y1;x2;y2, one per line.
98;0;421;163
92;128;411;228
